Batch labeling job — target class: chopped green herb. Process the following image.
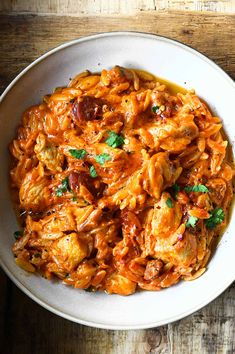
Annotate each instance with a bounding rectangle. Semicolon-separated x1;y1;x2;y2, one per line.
56;189;63;197
105;131;125;148
184;184;209;193
205;208;224;230
90;165;97;178
172;184;180;198
56;176;69;196
72;196;77;202
14;231;23;240
62;177;69;188
152;105;160;113
69;148;87;159
34;253;40;258
94;153;111;166
85;287;93;292
186;215;198;228
166;198;173;208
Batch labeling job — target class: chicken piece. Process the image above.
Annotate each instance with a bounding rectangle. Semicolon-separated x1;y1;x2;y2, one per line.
207;138;227;175
151;192;182;237
142;153;182;199
27;205;96;236
218;162;234;182
99;167;146;210
147;115;198;152
93;219;121;261
86;143;129;183
28;207;76;234
51;233;87;272
143;194;197;267
178;93;208;115
105;273;136;295
34;133;64;173
19;164;51;212
22;105;45;132
154;230;197;268
73;206;102;232
121;93;141;126
63;260;98;289
207;178;227;205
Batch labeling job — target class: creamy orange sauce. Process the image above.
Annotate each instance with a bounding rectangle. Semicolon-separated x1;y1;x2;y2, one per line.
9;66;234;295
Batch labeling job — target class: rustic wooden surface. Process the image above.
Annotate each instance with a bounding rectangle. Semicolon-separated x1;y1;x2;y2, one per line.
1;0;235;14
0;9;235;354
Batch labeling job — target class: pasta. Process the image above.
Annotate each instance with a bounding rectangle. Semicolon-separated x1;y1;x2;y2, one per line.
10;66;234;295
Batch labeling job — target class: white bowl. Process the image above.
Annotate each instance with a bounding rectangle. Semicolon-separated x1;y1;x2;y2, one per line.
0;32;234;330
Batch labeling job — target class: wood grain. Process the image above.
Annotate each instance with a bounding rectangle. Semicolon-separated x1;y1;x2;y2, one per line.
0;268;8;348
0;11;235;354
0;11;235;95
1;266;234;354
0;0;235;14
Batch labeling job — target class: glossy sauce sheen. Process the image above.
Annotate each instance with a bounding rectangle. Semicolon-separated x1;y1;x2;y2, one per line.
9;66;234;295
135;69;188;95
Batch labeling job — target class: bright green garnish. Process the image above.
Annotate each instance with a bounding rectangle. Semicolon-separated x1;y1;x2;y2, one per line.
152;105;160;113
85;287;93;292
94;153;111;166
205;208;224;229
186;216;198;228
184;184;209;193
166;198;173;208
90;165;97;178
56;177;69;196
105;131;125;148
69;149;86;159
14;231;23;240
172;184;180;198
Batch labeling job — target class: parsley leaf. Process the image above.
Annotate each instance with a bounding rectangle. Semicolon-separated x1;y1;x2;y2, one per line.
152;105;160;113
85;287;93;292
205;208;224;229
72;196;77;202
186;216;198;228
172;184;180;198
184;184;209;193
14;231;23;240
56;189;63;197
105;131;124;148
166;198;173;208
94;153;111;166
56;177;69;196
62;177;69;188
90;165;97;178
69;149;86;159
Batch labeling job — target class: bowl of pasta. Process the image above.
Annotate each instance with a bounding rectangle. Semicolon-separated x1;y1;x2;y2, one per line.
0;32;235;329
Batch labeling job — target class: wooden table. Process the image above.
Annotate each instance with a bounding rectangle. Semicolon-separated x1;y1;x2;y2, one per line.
0;2;235;353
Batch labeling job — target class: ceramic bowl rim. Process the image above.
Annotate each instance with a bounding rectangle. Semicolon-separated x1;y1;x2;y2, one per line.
1;31;234;330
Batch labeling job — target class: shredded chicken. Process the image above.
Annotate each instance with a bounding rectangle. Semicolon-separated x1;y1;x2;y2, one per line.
10;67;234;295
